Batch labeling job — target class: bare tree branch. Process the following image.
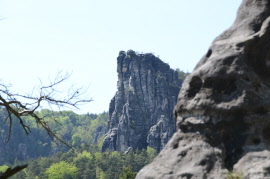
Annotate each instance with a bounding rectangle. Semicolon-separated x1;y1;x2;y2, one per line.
0;72;92;148
0;164;28;179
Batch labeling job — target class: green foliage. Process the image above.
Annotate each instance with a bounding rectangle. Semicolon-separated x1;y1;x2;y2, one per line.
0;109;108;165
130;120;136;130
147;146;157;163
45;161;78;179
97;135;106;151
106;151;123;178
96;167;106;179
24;160;41;179
175;68;190;81
119;166;136;179
11;147;158;179
128;86;135;93
71;133;82;147
226;171;243;179
0;165;8;173
73;150;95;178
75;151;93;160
13;170;27;178
0;108;158;179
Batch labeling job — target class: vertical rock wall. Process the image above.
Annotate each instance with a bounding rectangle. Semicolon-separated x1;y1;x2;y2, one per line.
102;50;182;152
137;0;270;178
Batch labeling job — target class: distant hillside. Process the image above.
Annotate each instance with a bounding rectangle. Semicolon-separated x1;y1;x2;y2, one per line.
0;109;108;165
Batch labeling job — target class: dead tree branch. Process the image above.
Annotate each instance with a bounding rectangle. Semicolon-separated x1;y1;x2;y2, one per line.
0;164;28;179
0;72;92;148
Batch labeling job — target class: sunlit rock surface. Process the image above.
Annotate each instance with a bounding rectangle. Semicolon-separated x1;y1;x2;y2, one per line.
102;50;182;152
137;0;270;178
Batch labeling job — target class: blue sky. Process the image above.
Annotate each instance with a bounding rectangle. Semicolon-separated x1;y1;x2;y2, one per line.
0;0;242;114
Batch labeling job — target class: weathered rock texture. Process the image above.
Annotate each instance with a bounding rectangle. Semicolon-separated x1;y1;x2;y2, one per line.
102;50;182;152
137;0;270;178
92;125;107;144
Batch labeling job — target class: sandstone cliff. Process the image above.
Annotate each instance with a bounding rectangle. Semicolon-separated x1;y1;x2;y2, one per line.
102;50;182;152
137;0;270;178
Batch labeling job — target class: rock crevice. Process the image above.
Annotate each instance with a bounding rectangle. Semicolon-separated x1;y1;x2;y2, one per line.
137;0;270;178
102;50;182;152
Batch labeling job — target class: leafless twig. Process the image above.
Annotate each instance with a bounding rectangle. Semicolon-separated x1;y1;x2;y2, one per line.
0;72;92;148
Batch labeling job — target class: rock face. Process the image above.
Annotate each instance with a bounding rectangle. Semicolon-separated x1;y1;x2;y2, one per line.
0;123;52;165
92;125;106;144
102;50;182;152
137;0;270;178
16;143;28;161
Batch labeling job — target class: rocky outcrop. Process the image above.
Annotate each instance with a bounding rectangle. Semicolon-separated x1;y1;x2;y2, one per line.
16;143;28;161
137;0;270;178
92;125;106;144
0;125;52;165
102;50;182;152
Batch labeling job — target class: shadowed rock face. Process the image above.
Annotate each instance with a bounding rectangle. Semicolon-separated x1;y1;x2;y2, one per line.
92;125;106;144
102;50;182;152
136;0;270;178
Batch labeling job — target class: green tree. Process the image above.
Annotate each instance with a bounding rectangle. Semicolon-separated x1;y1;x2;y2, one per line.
125;149;136;169
71;133;82;147
60;150;76;163
0;73;91;178
106;151;124;178
81;165;95;179
24;160;40;178
31;156;59;178
45;161;78;179
0;73;91;149
97;134;106;151
175;68;190;80
134;151;147;171
119;166;137;179
75;151;93;160
146;146;157;163
74;151;95;179
12;169;27;179
96;167;106;179
0;165;8;173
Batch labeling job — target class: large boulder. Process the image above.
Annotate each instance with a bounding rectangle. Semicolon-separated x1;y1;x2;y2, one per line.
137;0;270;178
